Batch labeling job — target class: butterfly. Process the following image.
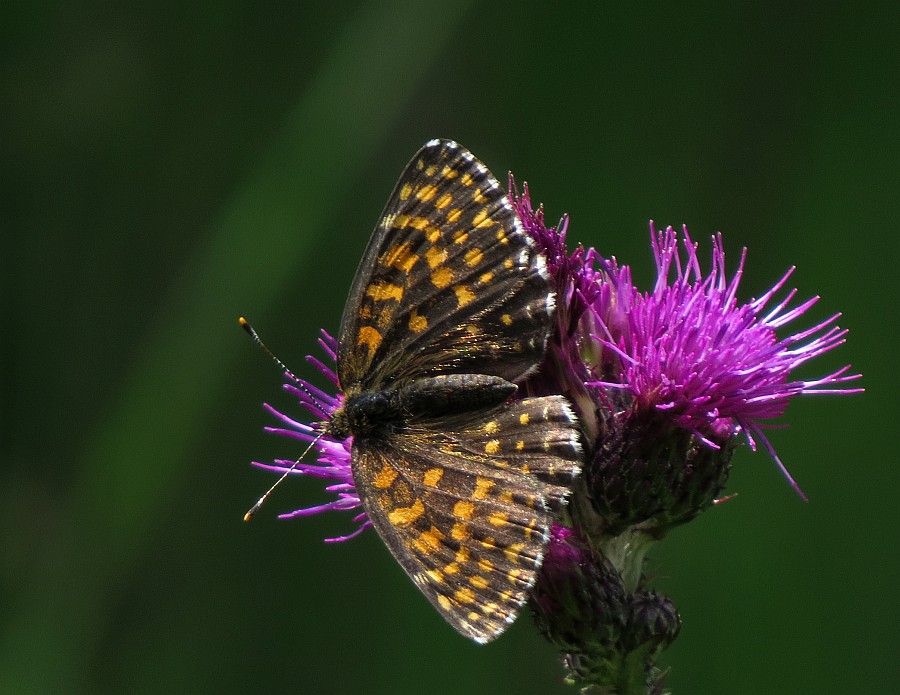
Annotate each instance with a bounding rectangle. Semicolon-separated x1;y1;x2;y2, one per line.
322;139;581;643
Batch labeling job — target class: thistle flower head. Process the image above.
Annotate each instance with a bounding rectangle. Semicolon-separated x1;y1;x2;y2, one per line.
596;227;858;471
530;524;627;655
530;525;680;689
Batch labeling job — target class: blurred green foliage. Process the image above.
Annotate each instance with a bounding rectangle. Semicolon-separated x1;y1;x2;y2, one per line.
3;2;897;693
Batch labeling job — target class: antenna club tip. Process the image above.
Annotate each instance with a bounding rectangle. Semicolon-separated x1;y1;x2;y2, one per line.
239;316;253;332
243;511;255;522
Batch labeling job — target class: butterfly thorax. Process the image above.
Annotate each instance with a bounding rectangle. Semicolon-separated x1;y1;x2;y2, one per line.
327;389;401;440
327;374;519;442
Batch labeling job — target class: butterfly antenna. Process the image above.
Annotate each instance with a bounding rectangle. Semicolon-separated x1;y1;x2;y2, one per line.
243;431;325;521
240;316;333;519
239;316;328;412
239;316;301;382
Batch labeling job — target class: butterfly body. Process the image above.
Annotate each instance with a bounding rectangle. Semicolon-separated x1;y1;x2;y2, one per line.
330;374;517;440
322;139;582;643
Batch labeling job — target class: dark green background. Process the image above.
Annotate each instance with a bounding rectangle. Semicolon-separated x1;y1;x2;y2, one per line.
4;2;896;693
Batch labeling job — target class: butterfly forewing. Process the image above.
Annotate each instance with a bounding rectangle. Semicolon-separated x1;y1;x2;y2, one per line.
336;139;552;392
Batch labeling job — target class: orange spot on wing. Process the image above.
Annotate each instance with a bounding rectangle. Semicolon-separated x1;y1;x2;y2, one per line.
426;246;448;269
435;193;453;209
365;282;404;302
507;568;528;587
388;499;425;527
469;575;489;590
431;267;453;288
454;285;475;307
423;467;444;487
504;543;526;564
373;463;398;489
453;500;475;519
380;242;417;273
464;248;484;266
488;511;508;527
357;326;382;354
454;587;476;604
451;522;471;541
478;557;494;574
415;524;445;552
416;183;438;202
408;309;428;333
473;477;495;500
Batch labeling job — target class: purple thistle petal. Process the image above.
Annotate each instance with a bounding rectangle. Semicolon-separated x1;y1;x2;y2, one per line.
306;355;340;388
317;329;339;362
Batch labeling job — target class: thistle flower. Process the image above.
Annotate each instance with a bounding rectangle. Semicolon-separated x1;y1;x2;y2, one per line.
581;223;862;533
507;184;860;692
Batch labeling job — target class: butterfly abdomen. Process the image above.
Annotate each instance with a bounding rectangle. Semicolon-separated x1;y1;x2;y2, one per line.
397;374;517;423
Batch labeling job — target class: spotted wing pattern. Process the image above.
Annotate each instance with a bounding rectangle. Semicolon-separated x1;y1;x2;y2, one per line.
352;396;580;642
330;139;581;643
336;139;553;393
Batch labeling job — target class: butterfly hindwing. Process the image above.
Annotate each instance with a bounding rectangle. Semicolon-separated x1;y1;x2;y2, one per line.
351;395;581;643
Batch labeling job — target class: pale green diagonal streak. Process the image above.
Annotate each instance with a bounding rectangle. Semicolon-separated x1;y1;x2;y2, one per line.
0;1;474;692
